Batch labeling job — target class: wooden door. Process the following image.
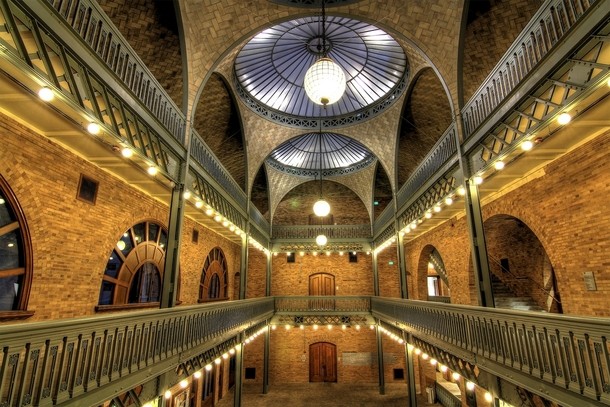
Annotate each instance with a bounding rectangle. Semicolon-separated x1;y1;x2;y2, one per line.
309;273;335;310
309;342;337;382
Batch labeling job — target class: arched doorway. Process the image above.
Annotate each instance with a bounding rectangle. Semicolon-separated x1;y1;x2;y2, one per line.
309;342;337;382
483;214;561;312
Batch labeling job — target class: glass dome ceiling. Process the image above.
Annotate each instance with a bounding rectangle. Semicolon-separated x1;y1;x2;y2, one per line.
235;16;407;119
268;132;373;174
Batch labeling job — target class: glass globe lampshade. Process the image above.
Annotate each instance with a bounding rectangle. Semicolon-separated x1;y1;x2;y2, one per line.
316;234;328;247
304;57;346;106
313;199;331;217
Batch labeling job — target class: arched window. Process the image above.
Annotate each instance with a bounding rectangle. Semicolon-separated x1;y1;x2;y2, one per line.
199;247;228;302
97;220;169;309
0;175;33;319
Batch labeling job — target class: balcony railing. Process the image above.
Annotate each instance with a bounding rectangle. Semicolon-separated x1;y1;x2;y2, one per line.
0;298;274;406
42;0;186;143
272;224;371;240
274;296;371;313
462;0;599;138
396;123;458;211
371;297;610;406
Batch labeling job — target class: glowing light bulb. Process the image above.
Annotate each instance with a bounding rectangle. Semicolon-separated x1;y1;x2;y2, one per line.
445;196;453;205
183;191;191;199
194;370;202;379
494;160;505;170
147;166;158;176
179;379;188;388
87;122;101;135
121;147;133;158
557;112;571;125
38;87;54;101
466;381;475;391
521;140;534;151
473;176;483;185
195;200;204;208
484;392;493;402
452;372;460;380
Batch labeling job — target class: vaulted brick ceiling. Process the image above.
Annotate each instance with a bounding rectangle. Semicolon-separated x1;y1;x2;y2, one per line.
95;0;547;226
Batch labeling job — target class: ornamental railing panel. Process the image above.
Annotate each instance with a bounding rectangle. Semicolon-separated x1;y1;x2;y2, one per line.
272;224;371;240
41;0;185;143
249;205;270;239
0;298;274;406
373;202;395;236
396;123;458;211
274;296;371;313
0;0;185;180
189;131;248;210
372;297;610;406
462;0;599;138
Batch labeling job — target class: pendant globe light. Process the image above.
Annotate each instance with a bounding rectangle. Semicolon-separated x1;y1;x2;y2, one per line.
304;0;346;106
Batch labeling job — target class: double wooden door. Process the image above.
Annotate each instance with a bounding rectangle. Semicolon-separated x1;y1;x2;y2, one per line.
309;342;337;382
309;273;335;310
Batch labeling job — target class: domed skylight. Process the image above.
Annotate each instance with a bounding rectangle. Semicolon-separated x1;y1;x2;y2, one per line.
235;16;407;119
268;132;373;173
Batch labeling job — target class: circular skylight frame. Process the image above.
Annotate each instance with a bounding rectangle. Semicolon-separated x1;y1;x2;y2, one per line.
267;132;374;176
235;16;407;120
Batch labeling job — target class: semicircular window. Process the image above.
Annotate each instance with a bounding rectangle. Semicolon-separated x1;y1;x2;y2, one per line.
98;221;169;307
267;132;375;176
199;247;228;302
235;16;407;118
0;176;32;317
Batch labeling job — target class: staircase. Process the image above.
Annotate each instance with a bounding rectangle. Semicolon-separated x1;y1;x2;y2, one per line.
492;275;545;312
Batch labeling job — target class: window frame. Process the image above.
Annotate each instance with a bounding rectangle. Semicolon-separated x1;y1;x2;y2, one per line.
0;175;34;320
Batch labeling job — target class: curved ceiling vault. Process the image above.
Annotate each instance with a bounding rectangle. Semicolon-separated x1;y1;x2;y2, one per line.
234;15;408;120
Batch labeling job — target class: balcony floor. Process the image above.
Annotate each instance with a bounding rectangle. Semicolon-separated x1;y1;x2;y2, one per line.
217;383;442;406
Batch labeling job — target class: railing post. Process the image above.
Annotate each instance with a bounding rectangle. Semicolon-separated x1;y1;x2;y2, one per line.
263;326;270;394
234;341;244;407
160;121;191;308
266;250;272;296
376;321;385;395
239;231;249;300
404;332;418;407
454;113;495;308
372;250;379;296
396;230;408;300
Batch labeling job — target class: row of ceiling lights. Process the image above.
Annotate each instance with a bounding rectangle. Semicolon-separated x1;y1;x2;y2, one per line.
37;82;572;259
374;109;577;256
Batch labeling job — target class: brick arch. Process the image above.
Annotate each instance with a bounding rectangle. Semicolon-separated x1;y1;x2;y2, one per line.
416;244;452;301
396;67;453;188
193;73;246;191
460;0;544;104
273;180;369;226
479;213;559;312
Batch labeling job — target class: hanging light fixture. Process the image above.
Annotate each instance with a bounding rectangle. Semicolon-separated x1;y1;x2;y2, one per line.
304;0;346;106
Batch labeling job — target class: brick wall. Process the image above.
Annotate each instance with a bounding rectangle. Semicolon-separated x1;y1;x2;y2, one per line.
0;112;240;321
271;252;373;296
405;131;610;316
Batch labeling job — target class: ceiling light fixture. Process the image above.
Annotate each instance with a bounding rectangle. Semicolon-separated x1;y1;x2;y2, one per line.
303;0;346;106
557;112;571;125
87;122;101;135
38;87;54;101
